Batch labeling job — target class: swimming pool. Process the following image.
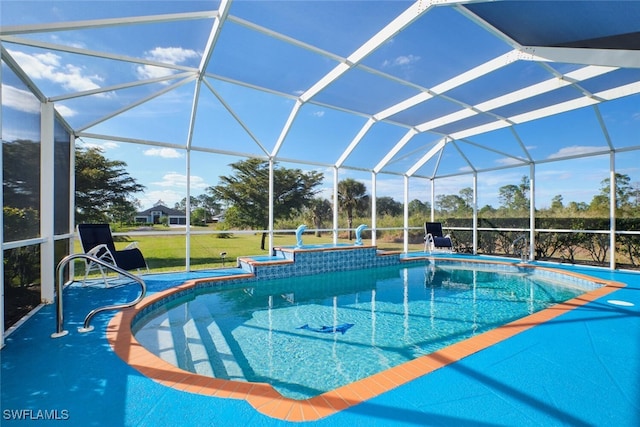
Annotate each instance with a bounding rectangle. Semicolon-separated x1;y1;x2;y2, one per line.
132;261;593;400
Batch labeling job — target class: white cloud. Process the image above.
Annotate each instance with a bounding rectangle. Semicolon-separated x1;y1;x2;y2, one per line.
382;54;420;68
50;34;86;49
376;178;419;200
3;83;78;117
77;139;119;151
147;46;200;64
151;172;208;190
495;156;528;166
139;190;184;209
152;172;185;187
8;49;103;93
1;84;40;114
144;147;183;159
135;65;173;81
139;173;209;209
55;104;77;117
135;46;199;81
312;111;325;118
547;145;607;159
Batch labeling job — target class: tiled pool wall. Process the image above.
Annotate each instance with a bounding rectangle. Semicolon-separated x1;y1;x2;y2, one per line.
247;246;401;280
238;247;602;292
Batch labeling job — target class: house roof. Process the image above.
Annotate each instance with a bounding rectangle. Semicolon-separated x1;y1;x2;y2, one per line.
136;204;185;217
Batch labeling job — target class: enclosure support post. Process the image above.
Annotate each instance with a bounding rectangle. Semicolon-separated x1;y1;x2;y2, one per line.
473;172;478;255
68;134;76;282
610;153;616;270
268;158;275;254
430;179;435;222
333;167;339;245
403;175;409;254
371;171;377;246
41;102;55;303
185;149;192;271
529;163;535;262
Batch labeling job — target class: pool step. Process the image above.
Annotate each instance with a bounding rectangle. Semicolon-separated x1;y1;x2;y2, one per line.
133;313;179;367
166;305;196;373
135;308;209;375
134;302;247;381
182;314;215;377
187;299;246;381
237;254;290;274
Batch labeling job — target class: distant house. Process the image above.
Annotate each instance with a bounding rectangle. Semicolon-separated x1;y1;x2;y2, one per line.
135;201;186;226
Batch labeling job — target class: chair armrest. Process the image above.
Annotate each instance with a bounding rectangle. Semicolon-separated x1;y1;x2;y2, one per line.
123;241;139;250
85;244;116;264
86;244;109;257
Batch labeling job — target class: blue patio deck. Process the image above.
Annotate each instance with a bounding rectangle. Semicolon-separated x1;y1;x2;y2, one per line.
1;255;639;426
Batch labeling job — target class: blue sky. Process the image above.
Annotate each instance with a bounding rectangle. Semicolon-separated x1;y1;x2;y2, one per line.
2;1;640;211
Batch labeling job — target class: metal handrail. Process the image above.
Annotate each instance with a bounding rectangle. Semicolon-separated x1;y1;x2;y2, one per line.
51;253;146;338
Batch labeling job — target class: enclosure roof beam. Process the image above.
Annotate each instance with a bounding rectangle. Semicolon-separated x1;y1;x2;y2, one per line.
375;50;519;122
198;0;232;76
299;0;436;104
520;46;640;69
373;128;418;174
76;75;196;132
2;36;197;73
406;138;447;177
335;118;377;168
0;11;217;35
447;80;640;141
414;64;616;134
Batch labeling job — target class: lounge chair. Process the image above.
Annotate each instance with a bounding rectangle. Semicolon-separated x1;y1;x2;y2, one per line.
77;223;148;286
424;222;453;253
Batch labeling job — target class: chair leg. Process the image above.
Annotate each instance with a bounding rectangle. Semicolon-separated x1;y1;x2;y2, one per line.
99;264;111;287
83;264;90;286
83;261;110;287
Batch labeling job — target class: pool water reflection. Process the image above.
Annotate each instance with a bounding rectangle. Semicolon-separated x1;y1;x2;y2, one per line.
133;263;588;399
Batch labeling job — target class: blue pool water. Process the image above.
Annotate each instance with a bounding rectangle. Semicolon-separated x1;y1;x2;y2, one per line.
133;263;589;400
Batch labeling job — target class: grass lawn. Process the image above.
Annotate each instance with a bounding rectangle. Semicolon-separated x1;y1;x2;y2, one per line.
74;229;414;275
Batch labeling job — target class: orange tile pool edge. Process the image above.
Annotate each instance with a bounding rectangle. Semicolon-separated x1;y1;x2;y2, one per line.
106;260;625;422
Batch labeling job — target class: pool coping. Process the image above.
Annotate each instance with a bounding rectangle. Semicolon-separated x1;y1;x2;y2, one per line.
106;258;626;422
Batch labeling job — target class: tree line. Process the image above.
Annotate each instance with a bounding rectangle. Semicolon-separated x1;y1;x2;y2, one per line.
6;144;639;242
5;142;640;291
70;148;640;240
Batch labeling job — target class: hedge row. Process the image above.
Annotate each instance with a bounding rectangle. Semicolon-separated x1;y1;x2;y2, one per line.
442;217;640;268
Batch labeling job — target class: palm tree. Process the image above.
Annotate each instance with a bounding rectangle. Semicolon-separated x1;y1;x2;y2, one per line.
337;179;369;240
305;198;333;237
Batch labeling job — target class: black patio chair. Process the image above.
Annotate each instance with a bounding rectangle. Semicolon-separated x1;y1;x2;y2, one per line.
424;222;453;253
77;223;148;286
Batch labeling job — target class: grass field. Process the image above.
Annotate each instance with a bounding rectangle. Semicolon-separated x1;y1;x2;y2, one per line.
74;229;415;275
